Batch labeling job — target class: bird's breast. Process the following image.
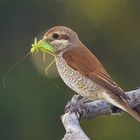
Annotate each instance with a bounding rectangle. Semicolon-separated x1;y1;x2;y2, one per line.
55;56;105;100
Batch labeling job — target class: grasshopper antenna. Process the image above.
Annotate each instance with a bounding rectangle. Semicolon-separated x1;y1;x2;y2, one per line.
2;51;31;88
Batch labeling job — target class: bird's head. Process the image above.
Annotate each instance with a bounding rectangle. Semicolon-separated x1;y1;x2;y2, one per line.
31;26;81;57
44;26;79;55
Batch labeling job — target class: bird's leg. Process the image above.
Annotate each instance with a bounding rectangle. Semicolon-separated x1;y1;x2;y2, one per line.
65;95;81;113
65;95;91;119
78;97;91;104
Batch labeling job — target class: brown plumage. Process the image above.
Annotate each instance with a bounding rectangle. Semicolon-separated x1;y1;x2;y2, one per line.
63;45;129;100
45;26;140;122
62;44;140;122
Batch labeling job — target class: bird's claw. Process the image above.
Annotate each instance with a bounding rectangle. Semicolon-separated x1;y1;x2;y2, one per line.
65;95;90;119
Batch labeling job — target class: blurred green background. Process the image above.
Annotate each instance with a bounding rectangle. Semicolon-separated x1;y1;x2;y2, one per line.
1;0;140;140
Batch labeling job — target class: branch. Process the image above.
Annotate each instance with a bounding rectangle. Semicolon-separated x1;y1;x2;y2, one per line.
61;88;140;140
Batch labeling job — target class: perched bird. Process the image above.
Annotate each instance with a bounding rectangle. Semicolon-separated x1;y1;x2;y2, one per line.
43;26;140;122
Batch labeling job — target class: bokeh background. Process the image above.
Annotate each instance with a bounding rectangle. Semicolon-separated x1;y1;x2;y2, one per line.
1;0;140;140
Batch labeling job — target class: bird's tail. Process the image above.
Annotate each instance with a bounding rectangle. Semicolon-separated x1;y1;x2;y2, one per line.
103;92;140;122
118;99;140;122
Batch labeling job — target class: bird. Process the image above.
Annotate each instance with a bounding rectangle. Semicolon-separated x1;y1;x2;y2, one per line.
43;26;140;122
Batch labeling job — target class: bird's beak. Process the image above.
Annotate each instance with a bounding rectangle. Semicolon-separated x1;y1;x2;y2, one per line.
31;36;55;56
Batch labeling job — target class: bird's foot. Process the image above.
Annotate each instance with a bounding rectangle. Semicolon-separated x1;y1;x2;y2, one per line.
65;95;90;119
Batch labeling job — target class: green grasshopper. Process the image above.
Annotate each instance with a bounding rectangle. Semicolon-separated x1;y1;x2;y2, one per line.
3;37;55;87
31;37;56;74
31;37;55;58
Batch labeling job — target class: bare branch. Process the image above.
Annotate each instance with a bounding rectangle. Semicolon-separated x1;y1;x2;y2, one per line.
61;89;140;140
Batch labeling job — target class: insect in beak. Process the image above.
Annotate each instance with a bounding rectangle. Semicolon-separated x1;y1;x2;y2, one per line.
2;36;56;88
31;37;55;57
31;37;56;75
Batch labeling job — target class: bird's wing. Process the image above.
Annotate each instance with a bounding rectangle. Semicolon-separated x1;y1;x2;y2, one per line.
62;45;129;100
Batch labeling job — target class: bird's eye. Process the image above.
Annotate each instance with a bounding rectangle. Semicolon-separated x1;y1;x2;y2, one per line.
53;33;59;39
